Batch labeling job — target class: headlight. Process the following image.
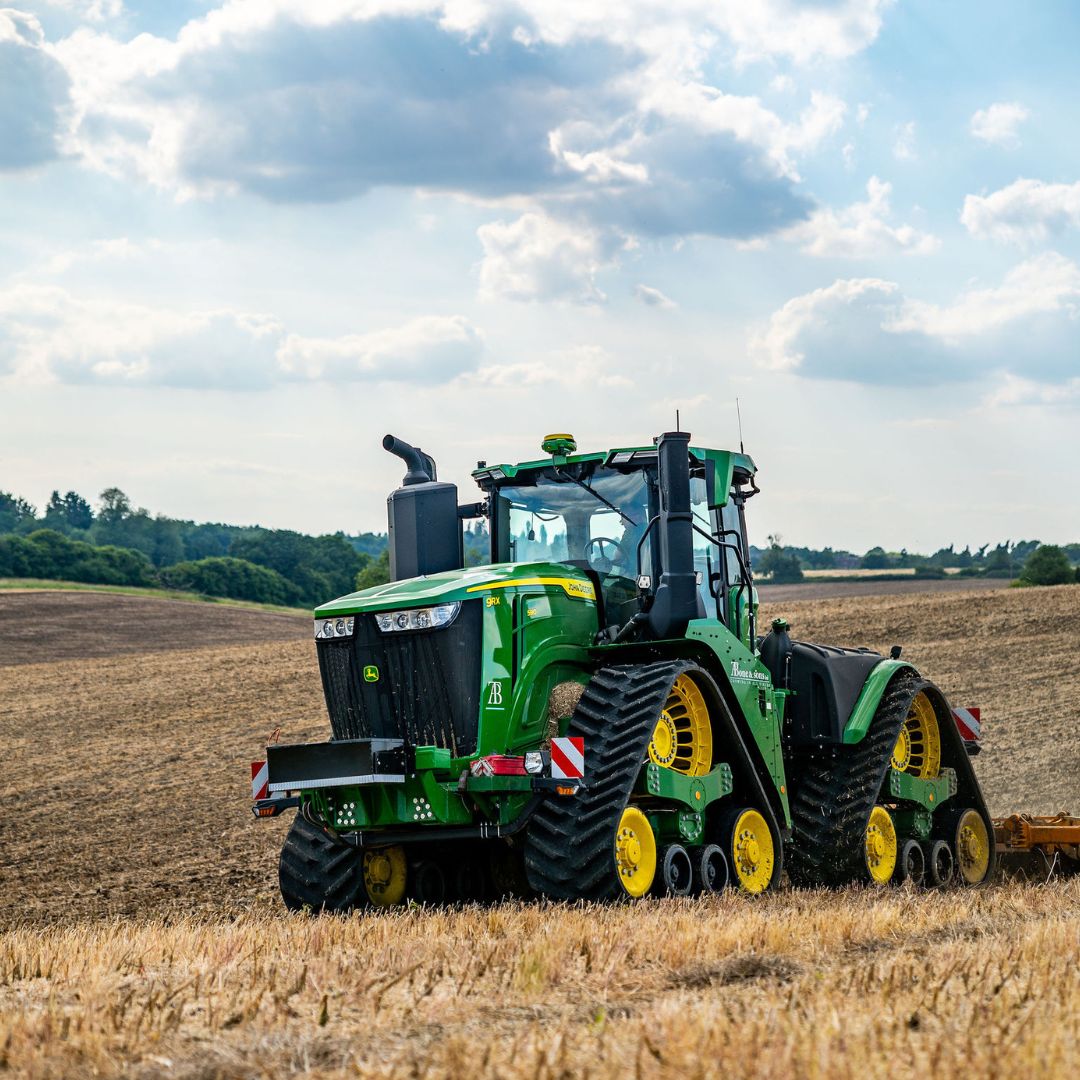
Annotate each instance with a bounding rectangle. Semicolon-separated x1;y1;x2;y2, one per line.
314;616;355;640
375;602;461;633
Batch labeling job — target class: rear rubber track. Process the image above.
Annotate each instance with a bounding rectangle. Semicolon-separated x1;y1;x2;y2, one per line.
278;813;368;912
524;661;689;900
786;672;919;886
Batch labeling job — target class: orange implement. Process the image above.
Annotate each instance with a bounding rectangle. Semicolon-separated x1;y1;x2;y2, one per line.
993;814;1080;875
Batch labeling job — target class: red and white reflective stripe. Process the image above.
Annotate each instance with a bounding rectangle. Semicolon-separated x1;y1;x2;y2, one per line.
550;736;585;780
952;707;982;742
251;760;269;801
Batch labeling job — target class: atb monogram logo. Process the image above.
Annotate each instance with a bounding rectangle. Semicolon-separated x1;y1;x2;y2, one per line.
487;680;504;707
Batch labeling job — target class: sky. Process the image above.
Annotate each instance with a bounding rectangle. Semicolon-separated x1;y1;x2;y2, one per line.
2;0;1079;551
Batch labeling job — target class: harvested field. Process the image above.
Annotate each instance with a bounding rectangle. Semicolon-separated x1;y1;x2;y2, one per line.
1;584;1079;1079
757;575;1009;604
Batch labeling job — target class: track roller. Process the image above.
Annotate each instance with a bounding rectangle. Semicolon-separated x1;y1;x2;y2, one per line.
693;844;730;894
653;844;693;897
362;846;407;907
949;807;992;886
928;839;954;887
893;839;926;886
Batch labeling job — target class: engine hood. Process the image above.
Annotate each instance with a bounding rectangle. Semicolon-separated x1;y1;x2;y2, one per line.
313;561;597;618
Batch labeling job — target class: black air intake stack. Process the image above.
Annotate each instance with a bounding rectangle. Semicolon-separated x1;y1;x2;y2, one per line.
383;434;462;581
647;430;700;640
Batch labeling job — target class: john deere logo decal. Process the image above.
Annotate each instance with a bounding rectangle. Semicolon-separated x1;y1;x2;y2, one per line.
363;665;380;683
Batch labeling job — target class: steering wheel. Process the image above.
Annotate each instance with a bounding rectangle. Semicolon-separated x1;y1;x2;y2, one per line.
584;536;628;574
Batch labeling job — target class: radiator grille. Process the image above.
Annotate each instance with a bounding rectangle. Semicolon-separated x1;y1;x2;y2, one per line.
316;600;482;756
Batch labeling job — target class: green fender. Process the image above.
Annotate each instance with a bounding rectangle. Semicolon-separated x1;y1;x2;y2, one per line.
841;660;918;744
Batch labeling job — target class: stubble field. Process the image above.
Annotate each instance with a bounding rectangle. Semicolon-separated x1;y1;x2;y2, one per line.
1;582;1079;1078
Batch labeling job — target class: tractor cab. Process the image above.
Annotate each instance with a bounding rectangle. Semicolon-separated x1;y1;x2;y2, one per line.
471;434;758;645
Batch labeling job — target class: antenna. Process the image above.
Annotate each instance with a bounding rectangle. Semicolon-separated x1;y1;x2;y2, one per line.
676;408;681;432
736;398;745;453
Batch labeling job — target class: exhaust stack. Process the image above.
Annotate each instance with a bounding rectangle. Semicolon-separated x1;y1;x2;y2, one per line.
383;434;462;581
647;430;701;639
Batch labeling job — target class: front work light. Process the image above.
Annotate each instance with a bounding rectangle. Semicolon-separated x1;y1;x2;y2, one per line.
375;601;461;633
315;616;355;640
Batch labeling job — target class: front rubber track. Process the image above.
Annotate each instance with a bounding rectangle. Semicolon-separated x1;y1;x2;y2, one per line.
278;813;368;913
524;660;694;901
786;673;922;887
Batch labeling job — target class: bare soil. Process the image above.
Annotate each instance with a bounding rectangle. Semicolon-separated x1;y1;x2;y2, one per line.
756;575;1010;604
0;591;307;666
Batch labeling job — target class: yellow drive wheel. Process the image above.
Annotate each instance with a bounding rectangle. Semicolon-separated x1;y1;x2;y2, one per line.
614;806;657;898
864;806;898;884
362;845;407;906
892;691;941;779
725;808;775;894
954;809;991;885
648;673;713;776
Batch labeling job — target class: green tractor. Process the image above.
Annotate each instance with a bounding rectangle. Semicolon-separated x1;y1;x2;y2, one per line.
252;431;994;907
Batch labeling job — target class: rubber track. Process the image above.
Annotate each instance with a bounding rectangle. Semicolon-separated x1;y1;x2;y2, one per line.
524;661;689;900
278;813;368;912
786;672;920;886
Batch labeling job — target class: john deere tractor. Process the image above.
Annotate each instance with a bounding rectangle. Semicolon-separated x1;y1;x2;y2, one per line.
252;431;994;906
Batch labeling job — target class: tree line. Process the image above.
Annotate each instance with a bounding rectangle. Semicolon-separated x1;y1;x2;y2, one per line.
754;535;1080;587
0;487;388;607
2;486;1076;605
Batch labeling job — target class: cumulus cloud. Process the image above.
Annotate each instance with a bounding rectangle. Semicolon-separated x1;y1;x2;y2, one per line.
970;102;1029;147
35;2;877;240
0;284;483;388
961;179;1080;245
750;253;1080;385
635;284;676;308
477;213;622;304
0;10;72;169
778;176;938;257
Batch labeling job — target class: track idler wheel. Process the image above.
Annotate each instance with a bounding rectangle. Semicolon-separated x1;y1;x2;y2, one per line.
693;844;730;894
720;806;777;894
928;839;955;887
863;806;898;885
949;808;993;886
653;844;694;897
893;839;926;886
408;860;447;905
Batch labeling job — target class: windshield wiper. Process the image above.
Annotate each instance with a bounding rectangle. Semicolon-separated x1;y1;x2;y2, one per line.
553;467;638;527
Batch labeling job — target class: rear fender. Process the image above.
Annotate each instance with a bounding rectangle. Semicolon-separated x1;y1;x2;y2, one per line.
841;660;917;744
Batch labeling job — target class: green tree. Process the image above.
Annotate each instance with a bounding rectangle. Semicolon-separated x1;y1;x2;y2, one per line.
861;546;890;570
1018;544;1075;587
43;490;94;533
160;557;298;605
355;549;391;591
757;534;803;583
0;492;37;534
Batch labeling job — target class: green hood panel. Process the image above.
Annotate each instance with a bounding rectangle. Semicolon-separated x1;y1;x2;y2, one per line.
313;561;597;617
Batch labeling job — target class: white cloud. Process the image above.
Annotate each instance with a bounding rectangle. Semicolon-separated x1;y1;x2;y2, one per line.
961;179;1080;244
278;316;483;383
750;253;1080;385
462;345;632;390
779;176;938;258
892;120;916;161
970;101;1029;147
0;284;483;388
36;2;872;240
0;9;72;169
635;284;676;308
477;213;621;304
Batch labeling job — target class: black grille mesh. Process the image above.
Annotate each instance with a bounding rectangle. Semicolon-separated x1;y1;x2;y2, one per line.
316;600;482;756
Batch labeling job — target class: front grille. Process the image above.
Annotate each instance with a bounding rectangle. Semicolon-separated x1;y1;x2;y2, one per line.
316;600;482;756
